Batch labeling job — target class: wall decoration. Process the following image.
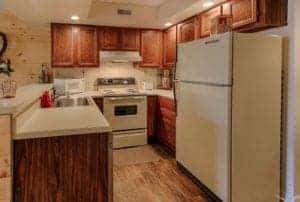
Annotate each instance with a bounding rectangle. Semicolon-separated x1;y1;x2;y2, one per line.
0;32;8;56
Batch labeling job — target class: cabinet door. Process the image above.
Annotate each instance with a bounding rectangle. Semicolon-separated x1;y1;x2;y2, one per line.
51;24;75;67
157;96;176;152
147;96;157;140
101;27;121;50
140;30;162;67
163;26;177;68
231;0;258;28
200;6;222;38
76;26;99;67
121;28;140;51
177;18;196;43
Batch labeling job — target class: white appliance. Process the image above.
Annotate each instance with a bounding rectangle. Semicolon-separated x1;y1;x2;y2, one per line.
100;51;142;63
176;32;282;202
98;78;147;149
54;79;85;95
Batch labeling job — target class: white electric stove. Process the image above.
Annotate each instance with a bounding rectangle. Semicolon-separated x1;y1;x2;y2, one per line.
97;78;147;149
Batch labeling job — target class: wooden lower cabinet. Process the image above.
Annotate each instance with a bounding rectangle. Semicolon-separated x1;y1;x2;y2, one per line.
146;96;176;152
147;96;157;141
156;96;176;152
13;134;112;202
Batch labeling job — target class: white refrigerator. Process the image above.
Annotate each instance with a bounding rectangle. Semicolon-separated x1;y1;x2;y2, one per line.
176;32;282;202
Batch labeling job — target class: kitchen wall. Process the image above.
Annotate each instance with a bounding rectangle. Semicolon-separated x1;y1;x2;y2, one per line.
0;10;51;87
295;0;300;200
0;10;159;93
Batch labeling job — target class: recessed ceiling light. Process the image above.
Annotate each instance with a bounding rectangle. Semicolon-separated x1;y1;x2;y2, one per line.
203;1;214;8
70;15;80;21
164;22;173;27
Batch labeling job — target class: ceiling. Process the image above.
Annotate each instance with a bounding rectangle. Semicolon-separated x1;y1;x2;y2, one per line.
96;0;168;7
0;0;225;28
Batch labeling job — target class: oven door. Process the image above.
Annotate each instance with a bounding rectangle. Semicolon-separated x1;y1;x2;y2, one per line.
103;96;147;131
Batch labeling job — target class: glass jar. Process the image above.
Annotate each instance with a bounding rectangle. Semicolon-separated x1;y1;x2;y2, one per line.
1;78;17;98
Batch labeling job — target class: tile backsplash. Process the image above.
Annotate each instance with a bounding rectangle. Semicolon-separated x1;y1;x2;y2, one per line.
54;63;159;91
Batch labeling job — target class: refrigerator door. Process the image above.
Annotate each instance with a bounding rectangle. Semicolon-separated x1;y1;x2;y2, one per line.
176;32;232;85
176;82;231;202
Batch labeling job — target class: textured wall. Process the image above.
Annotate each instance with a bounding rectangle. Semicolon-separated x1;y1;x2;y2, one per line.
0;11;51;87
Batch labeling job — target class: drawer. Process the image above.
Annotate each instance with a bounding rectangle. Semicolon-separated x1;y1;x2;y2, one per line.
158;96;175;111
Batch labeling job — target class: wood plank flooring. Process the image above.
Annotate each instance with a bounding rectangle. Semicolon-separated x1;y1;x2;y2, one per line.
113;145;210;202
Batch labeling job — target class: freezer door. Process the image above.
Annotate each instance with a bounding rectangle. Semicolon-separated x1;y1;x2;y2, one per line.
176;82;231;202
177;33;232;85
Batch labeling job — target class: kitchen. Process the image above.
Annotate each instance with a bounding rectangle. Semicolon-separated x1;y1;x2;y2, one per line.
0;0;296;202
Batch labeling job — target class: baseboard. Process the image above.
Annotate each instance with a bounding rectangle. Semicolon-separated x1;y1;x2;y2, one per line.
176;162;222;202
148;138;175;157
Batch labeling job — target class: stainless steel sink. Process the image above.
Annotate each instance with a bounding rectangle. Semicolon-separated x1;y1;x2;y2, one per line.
55;97;91;108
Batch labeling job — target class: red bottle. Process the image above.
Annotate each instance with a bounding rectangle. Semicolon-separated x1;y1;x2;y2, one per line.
40;91;52;108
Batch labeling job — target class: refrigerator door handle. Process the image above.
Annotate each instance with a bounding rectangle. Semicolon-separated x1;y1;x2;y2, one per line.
173;79;180;116
205;39;220;45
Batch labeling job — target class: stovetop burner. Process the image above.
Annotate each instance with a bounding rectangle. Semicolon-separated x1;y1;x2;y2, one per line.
97;77;143;97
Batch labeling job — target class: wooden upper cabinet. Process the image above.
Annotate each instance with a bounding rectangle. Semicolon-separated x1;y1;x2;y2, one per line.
163;26;177;68
230;0;287;31
177;18;196;43
231;0;258;29
52;24;99;68
222;2;232;15
200;6;222;38
99;27;140;51
76;26;99;67
140;30;162;68
121;28;140;51
101;27;121;50
51;24;75;67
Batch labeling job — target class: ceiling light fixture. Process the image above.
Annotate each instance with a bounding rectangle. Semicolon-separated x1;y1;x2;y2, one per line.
164;22;173;27
203;1;214;8
70;15;80;21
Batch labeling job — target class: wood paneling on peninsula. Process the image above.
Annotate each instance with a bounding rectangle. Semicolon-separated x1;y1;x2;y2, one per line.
14;134;112;202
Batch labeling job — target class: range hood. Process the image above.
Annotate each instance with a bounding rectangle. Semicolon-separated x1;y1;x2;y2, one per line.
100;51;142;63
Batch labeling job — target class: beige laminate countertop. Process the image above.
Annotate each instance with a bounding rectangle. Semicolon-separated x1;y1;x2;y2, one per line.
14;96;111;140
0;84;53;116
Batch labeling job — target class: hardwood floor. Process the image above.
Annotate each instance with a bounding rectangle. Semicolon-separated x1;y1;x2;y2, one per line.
113;145;210;202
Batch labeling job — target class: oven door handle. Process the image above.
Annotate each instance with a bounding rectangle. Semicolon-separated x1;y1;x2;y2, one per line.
107;97;145;102
108;97;124;101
